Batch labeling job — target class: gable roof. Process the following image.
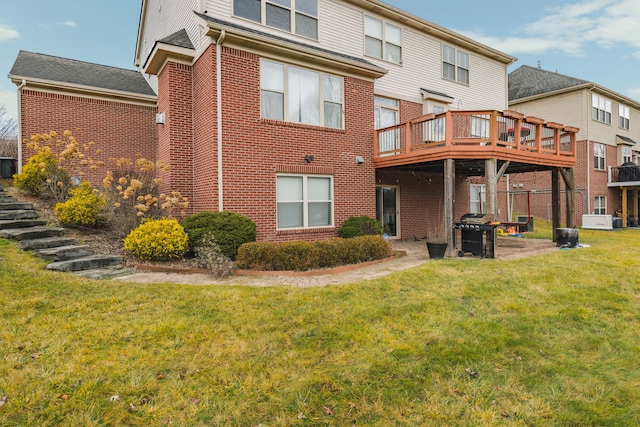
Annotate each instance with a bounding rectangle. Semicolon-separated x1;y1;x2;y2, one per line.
508;65;589;101
9;50;156;97
158;29;195;50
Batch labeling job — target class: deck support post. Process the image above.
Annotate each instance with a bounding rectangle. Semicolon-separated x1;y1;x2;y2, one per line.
559;167;576;228
444;158;456;257
634;190;639;226
551;169;561;242
485;158;497;218
622;187;628;228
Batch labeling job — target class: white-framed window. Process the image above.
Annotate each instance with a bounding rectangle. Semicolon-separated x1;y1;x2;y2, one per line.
233;0;318;39
594;196;606;215
592;94;612;125
260;59;343;128
364;16;402;64
374;96;399;153
622;146;632;163
276;174;333;229
619;104;630;130
471;116;489;138
594;143;606;170
442;45;469;84
470;184;486;214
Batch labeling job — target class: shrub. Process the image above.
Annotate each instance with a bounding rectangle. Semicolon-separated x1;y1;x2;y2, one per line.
338;215;383;238
193;232;235;277
54;182;106;227
123;218;189;261
236;235;391;271
181;211;256;260
14;150;70;200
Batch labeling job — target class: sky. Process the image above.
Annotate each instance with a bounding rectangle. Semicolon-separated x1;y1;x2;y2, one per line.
1;0;639;124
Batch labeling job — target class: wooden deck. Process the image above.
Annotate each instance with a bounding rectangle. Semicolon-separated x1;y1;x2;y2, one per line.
374;110;578;171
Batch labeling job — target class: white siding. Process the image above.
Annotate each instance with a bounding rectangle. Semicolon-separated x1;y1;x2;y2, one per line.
510;91;585;139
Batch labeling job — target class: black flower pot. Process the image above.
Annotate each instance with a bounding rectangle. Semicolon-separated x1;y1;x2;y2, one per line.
426;241;447;259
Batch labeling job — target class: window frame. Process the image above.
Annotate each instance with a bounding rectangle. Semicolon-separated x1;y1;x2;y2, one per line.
594;142;606;170
594;195;606;215
622;146;632;163
233;0;319;39
364;15;403;65
592;93;612;125
276;174;334;230
619;104;630;130
260;59;344;129
442;44;469;85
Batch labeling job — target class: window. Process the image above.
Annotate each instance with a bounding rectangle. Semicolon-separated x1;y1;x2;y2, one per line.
276;174;333;228
619;105;630;130
622;146;632;163
470;184;486;214
374;96;399;153
594;142;605;170
234;0;318;39
594;196;606;215
364;16;402;64
260;59;343;128
471;116;489;138
443;45;469;84
592;94;612;125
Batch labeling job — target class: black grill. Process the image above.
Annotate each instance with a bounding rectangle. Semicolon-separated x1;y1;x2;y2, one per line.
455;213;497;258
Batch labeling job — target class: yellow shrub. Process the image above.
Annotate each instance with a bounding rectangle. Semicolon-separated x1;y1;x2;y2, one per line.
54;182;106;226
123;218;189;261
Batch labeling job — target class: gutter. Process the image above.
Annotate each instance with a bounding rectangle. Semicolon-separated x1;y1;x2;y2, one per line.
216;30;226;212
16;79;26;173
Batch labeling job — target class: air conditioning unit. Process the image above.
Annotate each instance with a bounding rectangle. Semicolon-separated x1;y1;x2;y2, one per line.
156;112;165;124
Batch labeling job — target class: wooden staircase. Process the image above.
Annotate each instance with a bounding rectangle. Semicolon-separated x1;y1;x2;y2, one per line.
0;184;134;279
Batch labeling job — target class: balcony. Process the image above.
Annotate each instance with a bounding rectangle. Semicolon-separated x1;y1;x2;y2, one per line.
608;164;640;187
374;110;578;173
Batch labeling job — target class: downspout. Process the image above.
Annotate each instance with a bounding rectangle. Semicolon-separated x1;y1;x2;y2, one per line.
16;79;27;173
586;84;596;214
216;30;226;212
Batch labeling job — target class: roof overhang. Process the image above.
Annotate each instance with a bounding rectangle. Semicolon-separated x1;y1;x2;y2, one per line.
421;88;455;104
511;82;640;111
143;42;196;75
8;74;157;106
617;135;637;146
196;15;388;81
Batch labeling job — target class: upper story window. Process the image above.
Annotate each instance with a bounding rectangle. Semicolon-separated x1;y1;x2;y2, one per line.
622;146;632;163
260;59;343;129
594;142;606;170
592;93;611;125
364;16;402;64
233;0;318;39
443;45;469;85
619;105;630;130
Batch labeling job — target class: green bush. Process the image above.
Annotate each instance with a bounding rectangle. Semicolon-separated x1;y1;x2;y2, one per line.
181;211;256;260
123;218;189;261
54;182;106;227
14;151;70;199
236;235;391;271
338;215;383;238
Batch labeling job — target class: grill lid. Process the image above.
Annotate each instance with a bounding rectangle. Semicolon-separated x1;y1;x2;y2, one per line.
460;213;494;224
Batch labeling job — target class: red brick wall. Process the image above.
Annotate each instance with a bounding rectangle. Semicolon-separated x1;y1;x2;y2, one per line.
157;62;194;211
19;89;157;186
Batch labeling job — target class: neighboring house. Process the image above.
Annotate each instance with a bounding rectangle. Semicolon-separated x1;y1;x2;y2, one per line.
508;65;640;228
9;1;579;254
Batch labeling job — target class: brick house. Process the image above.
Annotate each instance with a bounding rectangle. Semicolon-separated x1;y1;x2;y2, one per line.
508;65;640;229
10;0;580;254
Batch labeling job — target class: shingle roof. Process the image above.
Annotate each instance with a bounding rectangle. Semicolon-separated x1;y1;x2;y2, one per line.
508;65;589;101
194;12;381;69
158;29;194;50
9;50;156;97
617;135;637;144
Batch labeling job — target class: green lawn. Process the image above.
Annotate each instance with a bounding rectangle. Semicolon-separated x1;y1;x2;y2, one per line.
1;225;640;426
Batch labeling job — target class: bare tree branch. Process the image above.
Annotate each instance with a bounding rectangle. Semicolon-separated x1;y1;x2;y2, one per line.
0;106;18;158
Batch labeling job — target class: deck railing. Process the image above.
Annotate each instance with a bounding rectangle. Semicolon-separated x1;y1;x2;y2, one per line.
374;110;578;168
608;164;640;184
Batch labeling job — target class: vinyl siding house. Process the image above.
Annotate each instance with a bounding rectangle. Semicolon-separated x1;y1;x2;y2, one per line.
10;0;579;255
508;65;640;228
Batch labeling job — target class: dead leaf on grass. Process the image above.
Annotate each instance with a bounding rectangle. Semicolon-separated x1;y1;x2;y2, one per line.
109;395;120;403
324;406;334;416
296;412;306;419
0;395;7;407
157;373;165;380
465;367;478;378
58;394;69;400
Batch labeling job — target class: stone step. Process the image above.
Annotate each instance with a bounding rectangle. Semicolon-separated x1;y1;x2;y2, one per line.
0;196;16;203
47;255;123;272
17;236;76;250
1;226;66;241
0;210;40;220
0;201;34;210
37;245;95;261
0;219;47;229
72;265;136;280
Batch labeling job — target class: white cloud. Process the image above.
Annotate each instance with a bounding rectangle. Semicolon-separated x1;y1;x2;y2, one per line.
0;88;18;122
58;21;77;28
461;0;640;57
0;24;20;42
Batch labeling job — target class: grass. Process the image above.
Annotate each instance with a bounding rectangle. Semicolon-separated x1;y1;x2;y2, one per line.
1;221;640;425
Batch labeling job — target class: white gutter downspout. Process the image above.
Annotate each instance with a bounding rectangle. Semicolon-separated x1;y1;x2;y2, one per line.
586;84;596;214
216;30;226;212
16;79;27;173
